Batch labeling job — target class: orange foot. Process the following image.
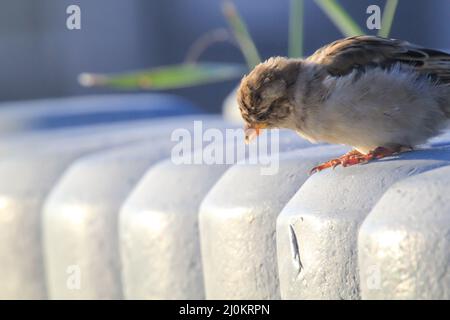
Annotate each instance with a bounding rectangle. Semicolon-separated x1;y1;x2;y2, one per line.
309;146;407;175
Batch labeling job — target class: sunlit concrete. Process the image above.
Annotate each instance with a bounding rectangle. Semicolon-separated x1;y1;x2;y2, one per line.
359;165;450;299
199;145;349;299
276;145;450;299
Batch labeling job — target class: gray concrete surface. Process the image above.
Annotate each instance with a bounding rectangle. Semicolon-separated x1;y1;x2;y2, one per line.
42;117;229;299
0;116;220;299
276;146;450;299
358;165;450;300
199;145;350;299
0;94;199;134
119;131;312;300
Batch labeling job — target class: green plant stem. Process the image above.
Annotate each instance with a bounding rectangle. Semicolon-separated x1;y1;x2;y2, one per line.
78;63;246;90
315;0;364;37
289;0;304;58
222;1;261;69
378;0;398;37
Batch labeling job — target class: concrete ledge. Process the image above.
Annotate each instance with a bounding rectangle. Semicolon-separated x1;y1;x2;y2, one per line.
276;147;450;299
0;116;218;156
43;141;174;299
119;159;230;300
0;116;221;299
0;94;199;134
0;149;116;300
119;131;311;300
198;145;349;299
42;118;231;299
358;165;450;300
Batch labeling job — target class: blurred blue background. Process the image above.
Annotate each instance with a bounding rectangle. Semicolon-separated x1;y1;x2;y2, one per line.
0;0;449;112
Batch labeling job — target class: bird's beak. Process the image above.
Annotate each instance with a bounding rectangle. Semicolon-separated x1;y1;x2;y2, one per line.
244;123;267;144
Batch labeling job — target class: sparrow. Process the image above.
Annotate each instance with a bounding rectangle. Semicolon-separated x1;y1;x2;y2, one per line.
237;36;450;173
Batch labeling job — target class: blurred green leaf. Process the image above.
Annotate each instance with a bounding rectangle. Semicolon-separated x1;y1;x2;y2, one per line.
289;0;304;58
378;0;398;37
222;1;261;69
315;0;365;37
78;63;246;90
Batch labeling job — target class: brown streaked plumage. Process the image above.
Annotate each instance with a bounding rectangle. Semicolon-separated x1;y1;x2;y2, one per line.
237;36;450;172
307;36;450;82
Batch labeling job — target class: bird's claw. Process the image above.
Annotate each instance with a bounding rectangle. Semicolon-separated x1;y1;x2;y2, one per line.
309;146;403;175
309;163;332;175
309;159;348;175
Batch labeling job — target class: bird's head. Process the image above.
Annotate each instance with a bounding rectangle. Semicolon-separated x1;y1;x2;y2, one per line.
237;57;303;143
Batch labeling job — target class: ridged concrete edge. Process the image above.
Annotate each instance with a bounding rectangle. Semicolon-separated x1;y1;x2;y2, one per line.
0;117;216;299
43;118;231;299
199;145;349;299
358;165;450;299
119;159;230;299
119;131;311;299
43;141;173;299
276;146;450;299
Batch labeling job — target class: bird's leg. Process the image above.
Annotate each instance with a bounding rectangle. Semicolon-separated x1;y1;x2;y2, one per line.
309;149;364;174
309;146;409;175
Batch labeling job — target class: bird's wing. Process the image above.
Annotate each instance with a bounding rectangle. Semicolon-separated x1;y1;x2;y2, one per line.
307;35;450;84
